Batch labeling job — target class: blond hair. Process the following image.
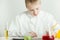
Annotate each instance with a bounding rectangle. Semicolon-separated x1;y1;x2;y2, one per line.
25;0;40;6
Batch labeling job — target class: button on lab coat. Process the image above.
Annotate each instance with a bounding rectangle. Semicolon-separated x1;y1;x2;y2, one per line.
8;10;60;38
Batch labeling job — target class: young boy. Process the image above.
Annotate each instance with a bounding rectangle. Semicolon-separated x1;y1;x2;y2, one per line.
8;0;60;38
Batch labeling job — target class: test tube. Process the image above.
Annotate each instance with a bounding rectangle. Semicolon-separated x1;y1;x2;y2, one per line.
4;29;8;40
4;24;8;40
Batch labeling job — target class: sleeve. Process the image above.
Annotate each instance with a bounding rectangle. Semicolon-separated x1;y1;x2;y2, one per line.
8;16;22;37
48;14;60;35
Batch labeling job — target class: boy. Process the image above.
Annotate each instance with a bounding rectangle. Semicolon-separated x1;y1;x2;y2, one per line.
8;0;60;38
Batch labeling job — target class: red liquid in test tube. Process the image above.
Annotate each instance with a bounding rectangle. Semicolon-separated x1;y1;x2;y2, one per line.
42;32;54;40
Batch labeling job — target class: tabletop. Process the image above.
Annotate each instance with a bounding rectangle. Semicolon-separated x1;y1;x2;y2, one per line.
0;37;60;40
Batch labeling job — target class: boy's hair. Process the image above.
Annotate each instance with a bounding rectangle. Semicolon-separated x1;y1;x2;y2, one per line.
25;0;40;6
25;0;38;3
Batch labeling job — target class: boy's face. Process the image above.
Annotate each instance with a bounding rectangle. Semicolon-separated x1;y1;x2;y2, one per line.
26;2;41;16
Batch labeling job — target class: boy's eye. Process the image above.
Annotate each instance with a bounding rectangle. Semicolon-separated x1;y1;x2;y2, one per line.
30;10;34;11
36;8;39;10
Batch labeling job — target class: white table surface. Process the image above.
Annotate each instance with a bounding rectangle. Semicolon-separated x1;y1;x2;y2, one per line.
0;37;60;40
0;37;42;40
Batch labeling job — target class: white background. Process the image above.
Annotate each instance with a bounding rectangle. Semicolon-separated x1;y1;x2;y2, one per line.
0;0;60;36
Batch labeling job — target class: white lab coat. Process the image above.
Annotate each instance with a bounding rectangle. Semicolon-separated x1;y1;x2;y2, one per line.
8;10;60;38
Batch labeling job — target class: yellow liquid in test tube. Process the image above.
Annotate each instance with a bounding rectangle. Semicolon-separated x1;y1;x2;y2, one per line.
4;30;8;40
55;30;60;38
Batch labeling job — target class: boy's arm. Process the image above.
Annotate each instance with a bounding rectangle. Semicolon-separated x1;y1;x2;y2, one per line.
8;16;22;37
48;14;60;37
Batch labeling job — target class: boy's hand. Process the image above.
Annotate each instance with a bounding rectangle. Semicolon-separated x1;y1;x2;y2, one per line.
29;32;37;37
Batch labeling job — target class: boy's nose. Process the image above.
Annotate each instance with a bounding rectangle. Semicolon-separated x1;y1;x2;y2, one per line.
33;11;38;16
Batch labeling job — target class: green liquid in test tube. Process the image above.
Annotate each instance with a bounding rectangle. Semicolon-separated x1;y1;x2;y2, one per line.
24;36;32;40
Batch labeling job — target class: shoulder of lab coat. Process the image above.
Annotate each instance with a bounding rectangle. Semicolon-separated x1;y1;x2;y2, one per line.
49;14;60;33
8;11;28;37
44;12;60;34
40;11;57;27
40;11;60;34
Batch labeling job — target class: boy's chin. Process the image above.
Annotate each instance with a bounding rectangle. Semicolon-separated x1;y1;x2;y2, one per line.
33;14;38;16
